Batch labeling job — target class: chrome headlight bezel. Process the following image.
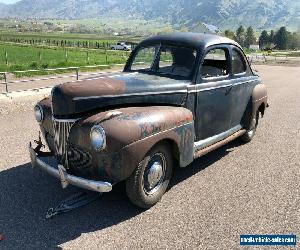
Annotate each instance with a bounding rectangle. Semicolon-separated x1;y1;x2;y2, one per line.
34;104;44;123
90;125;106;151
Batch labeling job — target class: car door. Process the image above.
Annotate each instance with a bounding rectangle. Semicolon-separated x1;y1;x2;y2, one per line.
229;46;257;128
194;46;234;142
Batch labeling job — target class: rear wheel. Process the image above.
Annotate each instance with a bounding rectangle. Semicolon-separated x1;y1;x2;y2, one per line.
240;111;259;143
126;143;173;209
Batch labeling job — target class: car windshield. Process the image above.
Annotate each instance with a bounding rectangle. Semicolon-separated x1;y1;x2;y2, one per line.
130;45;197;79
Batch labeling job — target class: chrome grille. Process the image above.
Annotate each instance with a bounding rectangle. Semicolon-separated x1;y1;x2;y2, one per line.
52;118;77;165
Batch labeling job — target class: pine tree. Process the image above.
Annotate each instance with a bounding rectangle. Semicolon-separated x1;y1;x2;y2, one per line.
245;26;256;48
235;26;245;47
269;30;275;44
274;27;289;50
259;30;269;49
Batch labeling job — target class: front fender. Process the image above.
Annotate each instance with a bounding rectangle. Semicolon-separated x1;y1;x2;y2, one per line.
69;106;194;182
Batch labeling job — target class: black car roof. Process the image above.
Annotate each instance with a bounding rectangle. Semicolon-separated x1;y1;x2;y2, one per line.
139;32;241;50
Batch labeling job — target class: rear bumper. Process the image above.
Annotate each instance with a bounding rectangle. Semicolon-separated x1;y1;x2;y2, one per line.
29;143;112;193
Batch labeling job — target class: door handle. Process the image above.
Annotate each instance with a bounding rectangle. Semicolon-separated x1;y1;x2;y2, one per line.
225;85;233;95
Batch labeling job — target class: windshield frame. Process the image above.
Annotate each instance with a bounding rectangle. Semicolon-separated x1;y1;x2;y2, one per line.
125;43;198;80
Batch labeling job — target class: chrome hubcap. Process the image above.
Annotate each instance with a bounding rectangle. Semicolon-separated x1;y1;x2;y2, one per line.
143;153;166;194
147;162;163;189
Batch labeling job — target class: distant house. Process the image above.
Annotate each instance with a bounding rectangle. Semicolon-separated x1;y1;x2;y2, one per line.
249;44;260;51
203;23;220;33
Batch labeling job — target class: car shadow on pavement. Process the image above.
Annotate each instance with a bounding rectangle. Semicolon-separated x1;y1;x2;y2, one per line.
170;139;241;188
0;139;240;249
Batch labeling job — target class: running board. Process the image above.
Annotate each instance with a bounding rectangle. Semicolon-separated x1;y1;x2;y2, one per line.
193;129;246;159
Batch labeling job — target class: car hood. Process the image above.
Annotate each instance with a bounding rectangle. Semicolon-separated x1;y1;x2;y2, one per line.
51;72;189;117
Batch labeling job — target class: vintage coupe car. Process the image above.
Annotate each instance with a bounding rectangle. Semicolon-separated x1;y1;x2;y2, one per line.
29;33;268;208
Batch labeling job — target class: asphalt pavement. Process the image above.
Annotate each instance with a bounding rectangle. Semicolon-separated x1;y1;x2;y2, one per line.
0;65;299;249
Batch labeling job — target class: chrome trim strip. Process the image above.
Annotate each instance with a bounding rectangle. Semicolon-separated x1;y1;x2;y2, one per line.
52;117;80;123
189;79;257;93
194;125;242;152
29;145;112;193
253;95;268;102
73;89;188;101
73;79;258;101
189;83;232;93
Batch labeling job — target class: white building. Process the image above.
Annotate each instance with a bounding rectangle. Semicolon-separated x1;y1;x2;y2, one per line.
249;44;260;51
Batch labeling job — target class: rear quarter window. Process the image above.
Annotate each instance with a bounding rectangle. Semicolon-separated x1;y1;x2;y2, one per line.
232;48;246;75
201;48;229;78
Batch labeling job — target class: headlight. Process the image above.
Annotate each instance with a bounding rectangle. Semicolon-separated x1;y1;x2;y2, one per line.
34;105;44;123
90;125;106;151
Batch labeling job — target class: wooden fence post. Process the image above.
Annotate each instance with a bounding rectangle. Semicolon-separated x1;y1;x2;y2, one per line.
4;73;8;93
76;68;79;81
105;47;108;64
86;51;90;64
5;51;8;66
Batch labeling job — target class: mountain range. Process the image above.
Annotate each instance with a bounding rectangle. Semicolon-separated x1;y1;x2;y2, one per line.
0;0;299;31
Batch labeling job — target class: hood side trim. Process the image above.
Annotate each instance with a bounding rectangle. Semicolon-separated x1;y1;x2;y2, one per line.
73;90;188;101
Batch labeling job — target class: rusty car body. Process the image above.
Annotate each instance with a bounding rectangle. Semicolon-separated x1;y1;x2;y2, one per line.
29;33;268;208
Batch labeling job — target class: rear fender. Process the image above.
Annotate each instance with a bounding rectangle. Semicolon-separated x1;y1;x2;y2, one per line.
243;83;268;130
252;83;268;118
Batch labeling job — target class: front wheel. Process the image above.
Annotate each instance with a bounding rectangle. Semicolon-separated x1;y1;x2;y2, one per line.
126;143;173;209
240;111;259;143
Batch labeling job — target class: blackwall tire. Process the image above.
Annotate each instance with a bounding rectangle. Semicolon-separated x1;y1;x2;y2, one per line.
126;143;173;209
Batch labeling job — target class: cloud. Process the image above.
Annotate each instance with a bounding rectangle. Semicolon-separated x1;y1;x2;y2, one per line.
0;0;20;4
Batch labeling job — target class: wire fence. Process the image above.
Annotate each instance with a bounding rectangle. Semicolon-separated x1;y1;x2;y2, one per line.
0;37;138;50
247;54;300;64
0;64;125;94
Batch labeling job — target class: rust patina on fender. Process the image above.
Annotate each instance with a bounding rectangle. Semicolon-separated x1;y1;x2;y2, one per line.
68;106;194;183
251;83;268;118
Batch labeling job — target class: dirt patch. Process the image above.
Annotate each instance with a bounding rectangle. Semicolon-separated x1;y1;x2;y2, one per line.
0;88;51;115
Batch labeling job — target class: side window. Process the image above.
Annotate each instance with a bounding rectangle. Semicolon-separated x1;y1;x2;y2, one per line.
201;48;229;78
232;48;246;74
131;47;157;71
157;46;196;78
158;48;174;69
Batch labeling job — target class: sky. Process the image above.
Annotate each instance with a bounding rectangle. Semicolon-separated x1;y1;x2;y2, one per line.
0;0;20;4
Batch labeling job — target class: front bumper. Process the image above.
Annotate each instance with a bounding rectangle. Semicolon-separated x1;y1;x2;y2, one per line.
29;143;112;193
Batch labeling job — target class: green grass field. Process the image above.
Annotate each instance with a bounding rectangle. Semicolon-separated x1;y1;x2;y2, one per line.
0;43;130;74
